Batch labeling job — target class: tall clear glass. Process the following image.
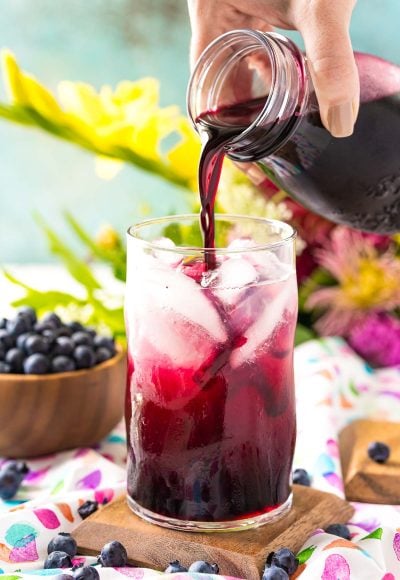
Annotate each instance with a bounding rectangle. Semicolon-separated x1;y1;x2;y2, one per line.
125;214;297;531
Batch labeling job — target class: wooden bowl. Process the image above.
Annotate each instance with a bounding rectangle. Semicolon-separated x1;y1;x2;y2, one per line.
0;349;127;458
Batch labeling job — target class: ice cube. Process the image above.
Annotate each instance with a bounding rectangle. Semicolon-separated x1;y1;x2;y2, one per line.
152;237;181;266
213;257;258;307
127;257;227;344
230;273;297;368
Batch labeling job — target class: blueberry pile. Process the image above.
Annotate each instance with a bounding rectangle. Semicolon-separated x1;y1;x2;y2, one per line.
0;307;116;375
0;460;29;500
263;547;298;579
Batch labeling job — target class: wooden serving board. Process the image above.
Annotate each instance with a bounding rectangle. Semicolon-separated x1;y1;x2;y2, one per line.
73;486;353;580
339;419;400;504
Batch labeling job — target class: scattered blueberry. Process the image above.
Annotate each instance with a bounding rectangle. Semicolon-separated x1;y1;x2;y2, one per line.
7;316;30;336
17;306;37;325
262;566;289;580
164;560;188;573
73;566;100;579
74;346;96;369
42;312;62;328
52;356;76;373
6;461;29;476
368;441;390;463
48;532;78;557
188;561;219;574
0;329;15;350
78;500;99;519
0;468;21;500
0;362;10;374
23;353;49;375
95;348;113;364
53;337;74;356
292;468;311;486
0;461;29;500
5;348;25;373
72;332;94;348
100;540;128;567
44;551;73;569
268;548;298;575
325;523;351;540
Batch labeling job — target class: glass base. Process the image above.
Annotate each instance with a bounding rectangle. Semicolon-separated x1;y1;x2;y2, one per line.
127;493;293;532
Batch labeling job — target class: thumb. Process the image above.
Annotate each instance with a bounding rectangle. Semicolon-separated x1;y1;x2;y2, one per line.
296;1;360;137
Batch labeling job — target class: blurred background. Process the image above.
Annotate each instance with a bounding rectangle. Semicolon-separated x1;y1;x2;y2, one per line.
1;0;399;263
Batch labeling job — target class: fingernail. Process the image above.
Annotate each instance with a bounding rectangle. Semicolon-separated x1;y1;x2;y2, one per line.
327;101;355;137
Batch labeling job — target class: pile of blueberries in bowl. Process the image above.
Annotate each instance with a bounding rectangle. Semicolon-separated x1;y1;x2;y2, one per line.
0;307;116;375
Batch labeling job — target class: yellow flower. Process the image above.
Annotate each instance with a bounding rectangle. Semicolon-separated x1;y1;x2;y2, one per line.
96;225;120;251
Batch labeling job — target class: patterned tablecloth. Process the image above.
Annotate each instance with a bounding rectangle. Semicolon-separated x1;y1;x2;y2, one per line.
1;337;400;580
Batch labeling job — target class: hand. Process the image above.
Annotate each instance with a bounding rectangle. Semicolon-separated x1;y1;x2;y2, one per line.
187;0;360;137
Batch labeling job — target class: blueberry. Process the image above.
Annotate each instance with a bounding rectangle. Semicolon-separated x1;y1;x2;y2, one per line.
164;560;188;573
325;523;351;540
0;318;7;329
34;320;58;333
16;332;33;351
262;566;289;580
0;467;22;500
292;468;311;487
188;561;219;574
0;329;15;350
42;312;62;328
78;500;98;519
25;334;49;355
42;329;57;343
6;461;29;476
7;316;30;337
48;532;77;557
55;575;73;580
44;550;73;569
53;337;74;356
73;566;100;579
86;327;97;338
5;348;24;373
268;548;298;575
368;441;390;463
95;348;113;364
57;326;73;338
17;306;37;325
0;361;11;373
74;346;96;369
51;356;76;373
72;332;94;347
94;336;116;354
24;353;49;374
67;321;84;333
100;540;128;567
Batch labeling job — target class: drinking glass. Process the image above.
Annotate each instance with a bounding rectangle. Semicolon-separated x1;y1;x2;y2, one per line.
125;214;297;531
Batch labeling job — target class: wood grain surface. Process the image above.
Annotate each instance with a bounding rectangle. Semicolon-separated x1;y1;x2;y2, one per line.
0;349;126;458
339;419;400;504
73;486;354;580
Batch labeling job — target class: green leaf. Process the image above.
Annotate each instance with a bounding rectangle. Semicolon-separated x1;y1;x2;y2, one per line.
295;323;316;346
361;527;383;540
296;545;316;564
35;214;101;293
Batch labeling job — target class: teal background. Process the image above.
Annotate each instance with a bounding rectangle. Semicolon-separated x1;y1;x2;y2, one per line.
0;0;399;263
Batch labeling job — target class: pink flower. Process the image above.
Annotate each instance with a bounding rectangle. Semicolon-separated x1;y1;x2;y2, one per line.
307;227;400;336
348;313;400;367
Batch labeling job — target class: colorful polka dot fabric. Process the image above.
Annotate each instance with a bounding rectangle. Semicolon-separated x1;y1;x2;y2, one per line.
1;337;400;579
